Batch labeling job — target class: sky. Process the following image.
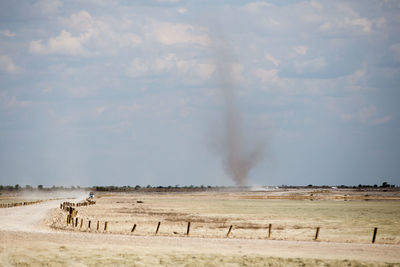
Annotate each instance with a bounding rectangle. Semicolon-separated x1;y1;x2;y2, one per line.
0;0;399;187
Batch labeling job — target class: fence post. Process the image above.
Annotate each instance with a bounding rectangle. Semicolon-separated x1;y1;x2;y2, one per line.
88;220;91;229
80;218;83;228
104;221;108;231
226;225;233;237
187;222;191;236
268;224;272;239
131;224;136;233
315;227;320;241
155;222;161;235
372;227;378;243
97;221;100;231
75;217;78;227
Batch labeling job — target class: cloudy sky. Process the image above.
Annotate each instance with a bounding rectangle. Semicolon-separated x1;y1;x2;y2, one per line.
0;0;399;187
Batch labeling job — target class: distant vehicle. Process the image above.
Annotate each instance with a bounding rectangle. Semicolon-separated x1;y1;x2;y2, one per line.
89;192;94;198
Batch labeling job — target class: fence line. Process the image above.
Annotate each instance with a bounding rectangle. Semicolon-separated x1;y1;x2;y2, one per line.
60;215;386;244
0;200;44;208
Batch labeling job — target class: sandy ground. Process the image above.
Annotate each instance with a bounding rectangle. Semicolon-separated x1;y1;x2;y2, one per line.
1;191;400;266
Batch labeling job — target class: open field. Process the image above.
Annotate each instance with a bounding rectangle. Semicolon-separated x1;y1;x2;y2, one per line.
1;188;400;266
52;189;400;244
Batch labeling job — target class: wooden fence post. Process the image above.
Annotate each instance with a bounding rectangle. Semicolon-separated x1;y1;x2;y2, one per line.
372;227;378;243
155;222;161;235
268;224;272;239
187;222;191;236
104;221;108;231
88;220;91;229
315;227;320;241
75;217;78;227
80;218;83;228
226;225;233;238
97;221;100;231
131;224;136;233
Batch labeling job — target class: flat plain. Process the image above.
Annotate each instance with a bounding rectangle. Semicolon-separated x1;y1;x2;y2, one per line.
1;188;400;266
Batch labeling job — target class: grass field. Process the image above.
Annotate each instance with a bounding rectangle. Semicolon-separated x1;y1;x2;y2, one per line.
51;191;400;244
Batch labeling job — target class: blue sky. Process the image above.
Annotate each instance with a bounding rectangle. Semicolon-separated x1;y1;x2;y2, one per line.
0;0;399;187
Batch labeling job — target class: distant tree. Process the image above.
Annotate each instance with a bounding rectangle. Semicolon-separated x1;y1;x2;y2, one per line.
146;185;152;188
38;185;43;190
135;185;141;190
373;184;378;188
308;184;313;187
381;182;389;188
15;184;20;190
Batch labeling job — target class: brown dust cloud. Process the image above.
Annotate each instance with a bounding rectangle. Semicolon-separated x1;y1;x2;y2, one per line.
211;37;264;186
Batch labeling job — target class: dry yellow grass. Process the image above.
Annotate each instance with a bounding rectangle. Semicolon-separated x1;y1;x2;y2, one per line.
51;190;400;244
2;190;400;266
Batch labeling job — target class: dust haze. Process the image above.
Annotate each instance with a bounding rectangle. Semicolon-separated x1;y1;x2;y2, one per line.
210;34;264;186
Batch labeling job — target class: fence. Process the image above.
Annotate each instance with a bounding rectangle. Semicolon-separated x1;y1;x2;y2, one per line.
0;200;44;208
61;215;385;244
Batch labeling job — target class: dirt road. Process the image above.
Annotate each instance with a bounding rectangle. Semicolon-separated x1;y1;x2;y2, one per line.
1;197;399;266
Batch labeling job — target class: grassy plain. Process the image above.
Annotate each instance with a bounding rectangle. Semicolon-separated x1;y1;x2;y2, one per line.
2;189;400;266
51;190;400;244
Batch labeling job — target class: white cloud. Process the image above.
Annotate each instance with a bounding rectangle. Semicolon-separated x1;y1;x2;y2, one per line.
245;1;271;12
126;54;215;83
30;30;86;55
293;57;327;73
60;10;95;32
264;54;280;66
32;0;62;15
96;106;105;114
264;18;280;26
293;46;308;55
68;87;96;98
177;8;187;14
30;11;142;56
309;0;322;10
327;99;392;125
118;33;142;47
345;17;372;33
319;3;374;34
151;20;210;46
0;92;30;109
0;30;16;37
372;116;392;125
254;68;280;84
0;54;21;73
126;58;149;77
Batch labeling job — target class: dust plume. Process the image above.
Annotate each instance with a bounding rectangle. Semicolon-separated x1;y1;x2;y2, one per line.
211;36;264;186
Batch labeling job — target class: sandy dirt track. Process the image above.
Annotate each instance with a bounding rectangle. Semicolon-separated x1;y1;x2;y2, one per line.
1;198;400;266
0;200;63;233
